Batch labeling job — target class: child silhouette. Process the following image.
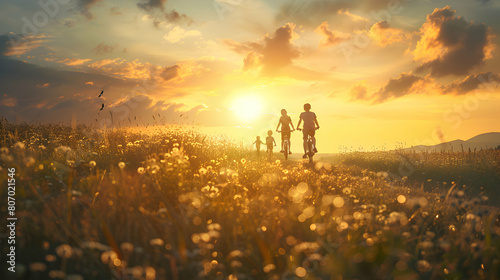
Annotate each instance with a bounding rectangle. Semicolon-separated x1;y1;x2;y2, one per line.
253;136;264;156
276;109;295;154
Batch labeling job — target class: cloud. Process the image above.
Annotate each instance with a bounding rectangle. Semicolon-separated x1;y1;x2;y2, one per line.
368;21;411;46
226;23;300;76
159;65;179;81
444;72;500;94
315;21;351;47
0;33;49;56
348;81;368;100
373;73;425;103
413;6;495;77
137;0;166;11
1;97;17;107
75;0;102;19
110;7;123;15
60;58;92;66
88;58;154;80
93;43;118;55
276;0;394;27
350;73;427;103
137;0;193;26
164;26;201;43
337;9;369;23
0;34;233;126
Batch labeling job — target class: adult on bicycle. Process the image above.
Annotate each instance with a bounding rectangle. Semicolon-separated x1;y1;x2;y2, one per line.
276;109;295;154
296;103;320;159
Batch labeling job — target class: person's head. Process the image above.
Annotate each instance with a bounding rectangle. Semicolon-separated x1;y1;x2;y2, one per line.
267;130;273;136
304;103;311;111
281;109;287;116
256;136;260;140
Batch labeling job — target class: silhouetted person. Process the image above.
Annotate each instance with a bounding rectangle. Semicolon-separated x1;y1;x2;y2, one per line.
266;130;276;158
98;90;103;97
253;136;264;156
297;103;320;158
276;109;295;154
100;103;104;111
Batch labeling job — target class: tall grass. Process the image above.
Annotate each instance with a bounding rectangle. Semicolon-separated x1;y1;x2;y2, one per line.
1;121;500;279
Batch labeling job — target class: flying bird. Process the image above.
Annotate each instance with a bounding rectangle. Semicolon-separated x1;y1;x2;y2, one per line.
98;90;103;97
100;103;104;111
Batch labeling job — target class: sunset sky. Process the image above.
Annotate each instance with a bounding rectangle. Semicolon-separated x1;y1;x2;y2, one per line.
1;0;499;152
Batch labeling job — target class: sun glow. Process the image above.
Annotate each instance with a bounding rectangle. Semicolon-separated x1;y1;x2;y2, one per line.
231;95;262;122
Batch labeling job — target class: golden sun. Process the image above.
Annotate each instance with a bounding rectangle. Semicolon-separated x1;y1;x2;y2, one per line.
231;95;262;122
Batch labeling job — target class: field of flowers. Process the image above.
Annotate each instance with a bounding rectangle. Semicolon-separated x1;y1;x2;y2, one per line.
335;148;500;204
1;122;500;280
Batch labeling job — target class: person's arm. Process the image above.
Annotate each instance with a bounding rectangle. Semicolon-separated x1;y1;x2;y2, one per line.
314;118;320;130
290;116;295;131
297;115;302;130
276;118;281;131
274;138;276;146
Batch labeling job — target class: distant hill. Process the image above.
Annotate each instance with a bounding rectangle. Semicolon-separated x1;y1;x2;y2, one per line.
405;132;500;152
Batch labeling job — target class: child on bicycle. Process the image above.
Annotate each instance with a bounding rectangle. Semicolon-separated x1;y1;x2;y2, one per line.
253;136;264;155
266;130;276;156
296;103;320;158
276;109;295;154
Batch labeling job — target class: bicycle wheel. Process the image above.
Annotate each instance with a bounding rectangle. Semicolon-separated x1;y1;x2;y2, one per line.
307;140;313;164
284;140;289;161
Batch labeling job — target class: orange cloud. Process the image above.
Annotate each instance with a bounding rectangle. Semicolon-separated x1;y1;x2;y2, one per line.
0;97;17;107
60;58;92;66
226;23;301;76
413;6;496;77
368;21;411;46
351;73;429;104
337;9;369;23
164;26;201;43
444;72;500;95
315;21;351;47
36;83;50;88
87;58;201;83
2;33;49;56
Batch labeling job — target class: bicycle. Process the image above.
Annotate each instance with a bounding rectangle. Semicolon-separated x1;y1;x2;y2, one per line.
305;133;314;164
277;131;291;161
298;128;316;164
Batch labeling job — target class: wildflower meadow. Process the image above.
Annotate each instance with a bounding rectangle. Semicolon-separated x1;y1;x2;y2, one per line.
1;121;500;280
